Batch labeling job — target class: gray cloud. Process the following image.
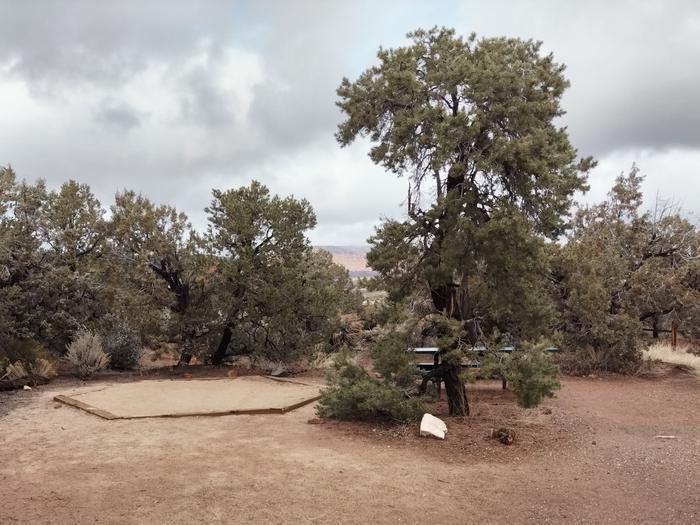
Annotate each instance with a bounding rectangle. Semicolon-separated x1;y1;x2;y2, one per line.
0;1;239;89
0;0;699;244
456;0;700;157
94;98;143;131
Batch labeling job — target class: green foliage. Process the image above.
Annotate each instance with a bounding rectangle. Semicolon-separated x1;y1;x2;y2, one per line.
0;169;108;353
102;317;142;370
331;313;365;350
339;28;592;351
371;332;419;388
337;28;700;381
109;189;215;353
1;166;357;366
317;352;425;422
65;331;110;379
361;300;412;328
550;166;700;373
206;182;356;363
503;343;561;408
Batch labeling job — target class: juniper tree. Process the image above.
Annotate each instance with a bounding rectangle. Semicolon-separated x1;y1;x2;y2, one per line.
207;181;355;364
0;169;108;351
552;167;700;371
109;191;217;352
336;28;593;414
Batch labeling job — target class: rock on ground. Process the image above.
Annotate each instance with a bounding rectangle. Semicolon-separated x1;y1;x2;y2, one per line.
420;413;447;439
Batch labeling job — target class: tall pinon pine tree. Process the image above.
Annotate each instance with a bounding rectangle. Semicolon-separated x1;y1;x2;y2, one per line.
336;28;594;414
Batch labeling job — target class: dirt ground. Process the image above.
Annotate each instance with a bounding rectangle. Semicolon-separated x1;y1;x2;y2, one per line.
1;370;698;524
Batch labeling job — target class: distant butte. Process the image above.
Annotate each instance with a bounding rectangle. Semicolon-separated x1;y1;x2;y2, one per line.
315;245;377;277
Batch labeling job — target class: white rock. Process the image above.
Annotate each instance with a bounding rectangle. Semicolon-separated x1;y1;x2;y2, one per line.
23;385;32;391
420;413;447;439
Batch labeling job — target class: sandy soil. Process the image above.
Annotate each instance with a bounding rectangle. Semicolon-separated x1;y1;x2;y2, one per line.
1;371;698;524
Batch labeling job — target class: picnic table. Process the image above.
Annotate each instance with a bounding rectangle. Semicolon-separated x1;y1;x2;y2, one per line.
410;345;561;395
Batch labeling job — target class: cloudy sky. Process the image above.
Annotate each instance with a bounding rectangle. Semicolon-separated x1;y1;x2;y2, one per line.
1;1;699;244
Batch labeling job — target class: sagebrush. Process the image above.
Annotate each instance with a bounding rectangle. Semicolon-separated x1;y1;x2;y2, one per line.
65;331;110;379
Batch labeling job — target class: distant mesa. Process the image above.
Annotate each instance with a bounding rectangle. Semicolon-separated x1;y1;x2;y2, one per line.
315;245;377;278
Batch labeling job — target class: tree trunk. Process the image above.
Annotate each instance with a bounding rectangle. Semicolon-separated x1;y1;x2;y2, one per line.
211;326;232;365
652;316;659;339
420;362;469;416
443;364;469;416
671;321;678;348
427;279;472;416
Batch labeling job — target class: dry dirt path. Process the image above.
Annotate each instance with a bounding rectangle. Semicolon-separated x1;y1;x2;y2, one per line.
1;374;698;524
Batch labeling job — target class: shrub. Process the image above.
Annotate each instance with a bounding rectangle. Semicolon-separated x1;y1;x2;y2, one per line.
331;313;365;350
1;361;28;380
0;338;48;377
317;352;425;422
503;343;561;408
102;319;142;370
371;332;419;388
66;331;110;379
33;358;57;378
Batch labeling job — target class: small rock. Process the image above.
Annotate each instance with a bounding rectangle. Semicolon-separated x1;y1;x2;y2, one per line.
420;413;447;439
22;385;32;391
654;435;678;439
490;427;515;445
271;365;288;377
307;418;324;425
542;408;552;415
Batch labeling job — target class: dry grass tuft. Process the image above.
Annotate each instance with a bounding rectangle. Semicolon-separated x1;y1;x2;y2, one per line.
1;361;29;380
33;358;57;378
1;357;56;382
644;343;700;375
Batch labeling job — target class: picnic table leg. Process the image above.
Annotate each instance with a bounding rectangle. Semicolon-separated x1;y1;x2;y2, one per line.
434;352;441;399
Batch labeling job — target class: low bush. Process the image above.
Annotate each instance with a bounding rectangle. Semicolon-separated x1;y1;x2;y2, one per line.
331;313;366;350
503;343;561;408
1;360;28;380
371;332;419;388
0;338;48;377
2;358;58;381
66;331;110;379
317;352;425;422
33;358;57;378
102;318;142;370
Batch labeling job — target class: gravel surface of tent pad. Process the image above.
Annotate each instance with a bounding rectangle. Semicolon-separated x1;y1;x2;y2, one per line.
54;376;322;419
